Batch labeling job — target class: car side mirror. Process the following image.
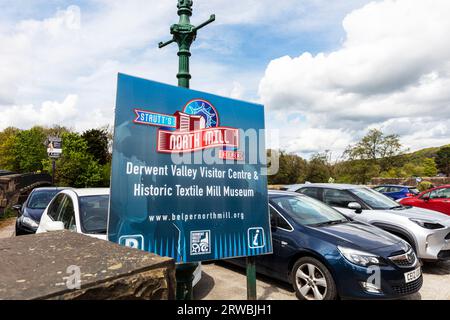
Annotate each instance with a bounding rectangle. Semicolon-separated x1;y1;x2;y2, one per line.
46;221;65;232
348;202;362;214
422;196;430;201
12;204;22;211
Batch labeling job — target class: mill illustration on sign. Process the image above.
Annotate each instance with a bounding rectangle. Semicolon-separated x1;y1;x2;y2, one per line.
134;99;242;159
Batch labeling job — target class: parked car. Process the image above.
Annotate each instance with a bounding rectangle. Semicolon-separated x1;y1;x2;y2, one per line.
229;190;422;300
36;188;202;285
287;184;450;261
14;187;66;235
399;185;450;216
373;185;419;200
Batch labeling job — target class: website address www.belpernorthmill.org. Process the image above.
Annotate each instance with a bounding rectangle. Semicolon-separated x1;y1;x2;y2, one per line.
149;211;245;223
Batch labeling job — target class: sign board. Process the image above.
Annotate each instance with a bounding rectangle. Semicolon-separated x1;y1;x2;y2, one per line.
108;74;272;263
47;137;62;159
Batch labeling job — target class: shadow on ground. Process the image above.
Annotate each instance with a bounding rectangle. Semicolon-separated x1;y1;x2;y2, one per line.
422;261;450;275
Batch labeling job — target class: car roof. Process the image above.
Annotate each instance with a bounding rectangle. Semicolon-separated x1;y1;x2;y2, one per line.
71;188;110;197
32;187;68;192
268;189;304;198
289;183;368;190
375;185;415;188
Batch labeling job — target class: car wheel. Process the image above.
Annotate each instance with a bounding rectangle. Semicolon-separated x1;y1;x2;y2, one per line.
291;257;337;300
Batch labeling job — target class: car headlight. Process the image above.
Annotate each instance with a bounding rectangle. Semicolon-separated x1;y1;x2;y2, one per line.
338;246;382;267
20;216;39;229
410;218;444;230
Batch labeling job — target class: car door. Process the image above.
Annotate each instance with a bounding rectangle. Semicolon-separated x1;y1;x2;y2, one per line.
426;188;450;214
39;193;65;231
57;195;76;231
265;205;296;281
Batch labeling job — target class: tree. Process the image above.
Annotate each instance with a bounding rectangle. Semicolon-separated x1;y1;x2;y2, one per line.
305;153;332;183
43;132;104;188
81;128;110;165
13;127;47;173
422;158;438;177
0;127;20;171
436;146;450;176
267;150;307;185
342;129;404;182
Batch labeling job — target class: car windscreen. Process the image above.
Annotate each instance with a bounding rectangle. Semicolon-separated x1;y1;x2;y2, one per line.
27;190;60;209
350;188;400;210
79;195;109;234
408;188;420;195
271;195;348;226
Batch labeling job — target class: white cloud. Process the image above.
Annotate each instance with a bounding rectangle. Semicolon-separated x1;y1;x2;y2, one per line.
260;0;450;158
0;94;78;129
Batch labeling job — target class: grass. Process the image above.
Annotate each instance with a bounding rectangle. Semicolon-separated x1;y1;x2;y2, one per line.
0;208;17;226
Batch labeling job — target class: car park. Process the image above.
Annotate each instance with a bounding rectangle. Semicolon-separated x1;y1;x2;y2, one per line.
288;184;450;262
400;185;450;216
14;187;66;235
373;185;419;200
228;190;422;300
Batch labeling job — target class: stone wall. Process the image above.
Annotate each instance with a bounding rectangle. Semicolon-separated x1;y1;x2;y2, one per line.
0;231;176;300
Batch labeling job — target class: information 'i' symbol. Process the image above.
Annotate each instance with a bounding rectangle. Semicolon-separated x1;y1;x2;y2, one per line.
252;229;260;247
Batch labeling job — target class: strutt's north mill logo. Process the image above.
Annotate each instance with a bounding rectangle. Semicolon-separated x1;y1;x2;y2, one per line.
133;99;243;160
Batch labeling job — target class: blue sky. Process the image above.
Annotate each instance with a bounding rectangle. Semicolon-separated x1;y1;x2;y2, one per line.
0;0;449;159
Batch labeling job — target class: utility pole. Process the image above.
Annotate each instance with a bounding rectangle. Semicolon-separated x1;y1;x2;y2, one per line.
159;0;215;300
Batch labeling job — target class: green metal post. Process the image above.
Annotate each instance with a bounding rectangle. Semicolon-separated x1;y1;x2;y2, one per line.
246;256;257;300
158;0;215;300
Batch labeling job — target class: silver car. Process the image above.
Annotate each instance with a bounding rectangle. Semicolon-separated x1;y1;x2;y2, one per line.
287;183;450;262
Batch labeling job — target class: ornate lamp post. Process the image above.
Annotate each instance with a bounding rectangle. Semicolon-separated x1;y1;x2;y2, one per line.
159;0;215;88
159;0;215;300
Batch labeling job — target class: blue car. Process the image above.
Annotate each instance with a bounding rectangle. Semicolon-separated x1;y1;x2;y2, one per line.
373;185;420;200
14;187;66;235
229;191;422;300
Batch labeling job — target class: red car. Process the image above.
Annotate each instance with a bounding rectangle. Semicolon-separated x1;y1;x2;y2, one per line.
400;185;450;216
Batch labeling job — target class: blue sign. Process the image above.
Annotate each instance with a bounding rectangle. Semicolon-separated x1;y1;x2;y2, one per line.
108;73;272;263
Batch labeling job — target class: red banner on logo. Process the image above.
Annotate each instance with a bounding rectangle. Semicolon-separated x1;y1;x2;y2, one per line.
157;127;239;153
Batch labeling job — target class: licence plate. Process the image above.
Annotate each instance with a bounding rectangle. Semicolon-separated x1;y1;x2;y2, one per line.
404;267;421;283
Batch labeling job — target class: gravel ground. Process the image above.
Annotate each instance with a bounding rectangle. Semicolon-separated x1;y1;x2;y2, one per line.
194;261;450;300
0;218;15;239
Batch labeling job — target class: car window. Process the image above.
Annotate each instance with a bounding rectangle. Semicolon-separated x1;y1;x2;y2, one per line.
350;188;400;210
408;188;420;195
374;186;386;192
298;188;320;200
323;189;357;208
269;206;292;231
431;188;450;199
272;195;347;226
79;195;109;234
421;192;431;199
58;196;76;231
47;194;65;221
27;190;59;209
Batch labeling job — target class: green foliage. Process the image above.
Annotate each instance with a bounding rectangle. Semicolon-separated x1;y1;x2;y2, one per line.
436;146;450;177
422;158;438;177
42;132;105;188
267;150;307;185
305;153;332;183
418;181;433;192
81;128;111;165
0;207;16;221
13;127;48;173
0;127;20;171
344;129;404;172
